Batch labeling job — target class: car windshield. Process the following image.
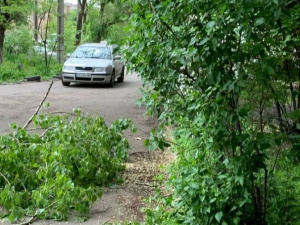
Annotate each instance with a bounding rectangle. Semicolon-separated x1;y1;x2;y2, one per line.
71;46;111;59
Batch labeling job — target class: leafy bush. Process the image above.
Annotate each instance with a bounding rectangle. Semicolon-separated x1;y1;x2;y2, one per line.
125;0;300;224
4;25;33;55
0;109;136;222
0;61;25;81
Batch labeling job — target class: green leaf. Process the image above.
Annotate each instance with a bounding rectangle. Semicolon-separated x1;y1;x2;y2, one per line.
255;17;265;26
206;21;215;34
190;36;196;46
199;37;209;46
215;211;223;223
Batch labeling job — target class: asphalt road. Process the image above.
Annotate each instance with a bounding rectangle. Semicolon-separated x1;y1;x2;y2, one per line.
0;73;151;135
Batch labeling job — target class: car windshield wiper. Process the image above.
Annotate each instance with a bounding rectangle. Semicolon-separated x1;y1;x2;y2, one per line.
91;56;101;59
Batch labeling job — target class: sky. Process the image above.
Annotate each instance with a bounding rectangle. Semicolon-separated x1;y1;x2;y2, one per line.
65;0;77;4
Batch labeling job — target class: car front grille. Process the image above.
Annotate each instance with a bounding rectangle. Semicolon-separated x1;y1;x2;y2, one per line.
76;77;91;81
75;67;93;71
63;76;74;80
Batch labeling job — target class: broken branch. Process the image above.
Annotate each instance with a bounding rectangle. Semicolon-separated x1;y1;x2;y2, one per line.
23;81;54;129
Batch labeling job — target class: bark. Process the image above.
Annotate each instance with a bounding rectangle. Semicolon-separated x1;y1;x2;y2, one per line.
285;60;297;111
0;26;5;64
96;2;106;42
34;0;38;42
82;1;88;34
100;2;105;14
295;46;300;109
75;0;87;46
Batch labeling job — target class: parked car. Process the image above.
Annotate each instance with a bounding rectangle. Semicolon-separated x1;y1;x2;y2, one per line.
61;42;125;87
32;45;57;57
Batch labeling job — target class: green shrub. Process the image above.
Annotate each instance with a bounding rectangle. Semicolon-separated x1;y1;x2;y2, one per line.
4;25;33;55
0;61;25;81
0;54;61;83
125;0;300;224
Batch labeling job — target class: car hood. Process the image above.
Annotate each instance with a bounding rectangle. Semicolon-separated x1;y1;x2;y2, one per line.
64;58;112;67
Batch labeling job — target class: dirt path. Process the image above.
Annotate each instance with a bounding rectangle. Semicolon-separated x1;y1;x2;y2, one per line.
0;74;170;224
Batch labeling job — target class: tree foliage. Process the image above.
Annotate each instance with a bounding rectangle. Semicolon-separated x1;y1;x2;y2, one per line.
125;0;300;224
0;108;136;222
87;0;131;44
0;0;33;64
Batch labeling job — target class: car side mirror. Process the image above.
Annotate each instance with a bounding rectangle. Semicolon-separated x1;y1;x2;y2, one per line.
114;56;121;60
65;53;71;59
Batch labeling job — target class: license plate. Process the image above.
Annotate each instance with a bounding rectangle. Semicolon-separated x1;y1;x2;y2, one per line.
76;73;91;78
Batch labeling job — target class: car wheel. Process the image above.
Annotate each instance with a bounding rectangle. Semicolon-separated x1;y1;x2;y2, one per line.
117;67;125;83
109;71;115;87
62;80;70;86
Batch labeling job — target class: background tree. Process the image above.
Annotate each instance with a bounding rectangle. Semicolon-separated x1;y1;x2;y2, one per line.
35;0;57;68
125;0;300;224
74;0;87;45
87;0;131;44
0;0;33;64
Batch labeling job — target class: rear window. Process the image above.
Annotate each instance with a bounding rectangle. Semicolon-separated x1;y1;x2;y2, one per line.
71;46;111;59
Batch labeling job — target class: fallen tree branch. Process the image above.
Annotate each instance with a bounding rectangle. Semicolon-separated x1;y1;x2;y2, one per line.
51;111;87;118
134;181;156;187
0;171;10;185
23;81;54;129
17;216;37;225
17;200;58;225
91;206;111;214
129;151;150;155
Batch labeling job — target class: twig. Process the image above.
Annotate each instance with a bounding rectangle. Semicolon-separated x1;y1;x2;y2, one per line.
129;151;150;155
17;200;59;225
23;81;54;129
40;128;49;138
51;111;87;118
136;128;149;135
17;216;37;225
0;171;10;185
26;127;47;131
134;182;156;187
91;206;111;214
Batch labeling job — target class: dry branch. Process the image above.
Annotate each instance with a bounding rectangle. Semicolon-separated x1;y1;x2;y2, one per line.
0;171;10;185
17;216;37;225
23;81;54;129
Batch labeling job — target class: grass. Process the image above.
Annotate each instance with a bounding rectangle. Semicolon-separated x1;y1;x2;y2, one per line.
0;53;62;84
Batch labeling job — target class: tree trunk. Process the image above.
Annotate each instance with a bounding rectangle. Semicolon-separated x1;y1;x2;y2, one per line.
96;2;106;42
100;2;105;14
75;0;87;46
34;0;38;42
82;1;88;35
57;0;64;64
0;26;5;64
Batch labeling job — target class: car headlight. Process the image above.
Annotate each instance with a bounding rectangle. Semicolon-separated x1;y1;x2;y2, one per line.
63;66;75;71
94;67;106;72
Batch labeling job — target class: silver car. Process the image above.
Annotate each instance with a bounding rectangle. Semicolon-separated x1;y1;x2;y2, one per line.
61;42;124;87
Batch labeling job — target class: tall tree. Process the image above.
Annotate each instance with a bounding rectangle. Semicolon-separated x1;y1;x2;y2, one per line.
0;0;32;64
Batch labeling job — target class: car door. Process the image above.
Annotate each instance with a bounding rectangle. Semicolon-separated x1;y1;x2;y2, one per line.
113;54;122;76
111;46;122;76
